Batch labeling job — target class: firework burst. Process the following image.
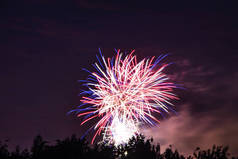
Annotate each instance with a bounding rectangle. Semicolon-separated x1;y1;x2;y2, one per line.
71;49;179;145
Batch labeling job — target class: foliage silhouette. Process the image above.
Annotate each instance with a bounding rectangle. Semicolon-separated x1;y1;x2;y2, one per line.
0;134;237;159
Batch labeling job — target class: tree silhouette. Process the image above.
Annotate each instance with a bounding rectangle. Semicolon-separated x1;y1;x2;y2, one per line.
31;135;48;159
0;134;237;159
192;145;230;159
0;140;9;159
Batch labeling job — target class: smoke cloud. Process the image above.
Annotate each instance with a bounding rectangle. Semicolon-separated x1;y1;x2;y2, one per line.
143;104;238;157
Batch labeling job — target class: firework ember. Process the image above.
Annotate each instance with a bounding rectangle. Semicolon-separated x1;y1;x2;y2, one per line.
72;49;179;145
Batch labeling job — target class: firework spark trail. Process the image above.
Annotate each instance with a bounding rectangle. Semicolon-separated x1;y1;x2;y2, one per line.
72;49;179;145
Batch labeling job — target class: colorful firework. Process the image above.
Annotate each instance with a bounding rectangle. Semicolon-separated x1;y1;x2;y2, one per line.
71;49;179;145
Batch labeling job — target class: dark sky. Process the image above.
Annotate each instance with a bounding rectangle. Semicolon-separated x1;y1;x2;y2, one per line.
1;0;238;156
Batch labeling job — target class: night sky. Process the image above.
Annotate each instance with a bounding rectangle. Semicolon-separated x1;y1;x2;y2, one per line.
1;0;238;156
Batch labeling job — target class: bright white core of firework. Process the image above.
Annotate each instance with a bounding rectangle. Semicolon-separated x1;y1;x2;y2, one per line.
110;117;138;145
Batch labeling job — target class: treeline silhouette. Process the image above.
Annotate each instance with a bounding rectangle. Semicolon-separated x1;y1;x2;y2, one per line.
0;134;237;159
